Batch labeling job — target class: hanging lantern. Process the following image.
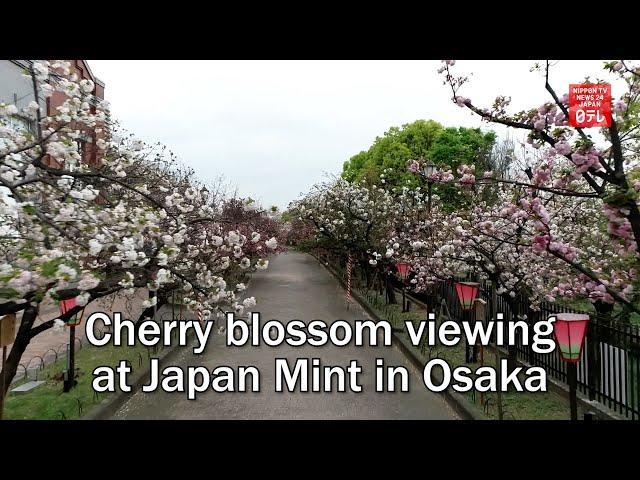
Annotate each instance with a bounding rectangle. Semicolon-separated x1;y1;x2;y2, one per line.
396;263;411;282
59;298;77;315
553;313;589;363
0;313;17;347
454;282;480;311
59;297;83;326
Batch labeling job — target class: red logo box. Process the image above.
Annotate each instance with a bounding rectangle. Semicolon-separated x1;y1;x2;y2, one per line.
569;83;611;128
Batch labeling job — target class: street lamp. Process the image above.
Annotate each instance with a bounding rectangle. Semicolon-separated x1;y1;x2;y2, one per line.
396;262;411;312
553;313;589;421
59;298;77;315
454;281;480;311
422;159;436;214
60;297;79;393
454;281;480;363
423;159;436;178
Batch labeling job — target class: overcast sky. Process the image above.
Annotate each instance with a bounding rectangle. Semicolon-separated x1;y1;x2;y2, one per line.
88;60;623;209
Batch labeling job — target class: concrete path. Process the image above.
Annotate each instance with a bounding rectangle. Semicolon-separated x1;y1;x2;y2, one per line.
113;251;458;419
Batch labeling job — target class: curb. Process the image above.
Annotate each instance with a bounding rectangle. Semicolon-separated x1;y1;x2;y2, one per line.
82;323;194;420
314;254;485;421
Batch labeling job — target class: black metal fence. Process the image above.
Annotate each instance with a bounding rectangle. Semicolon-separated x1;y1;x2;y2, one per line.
436;278;640;419
321;250;640;420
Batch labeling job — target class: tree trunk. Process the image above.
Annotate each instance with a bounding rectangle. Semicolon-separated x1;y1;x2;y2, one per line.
1;305;39;418
490;280;504;420
585;301;612;401
385;272;397;305
503;295;519;372
364;265;372;290
594;300;614;343
625;197;640;257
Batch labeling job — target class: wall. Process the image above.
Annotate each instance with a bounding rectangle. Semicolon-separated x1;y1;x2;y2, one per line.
0;60;47;116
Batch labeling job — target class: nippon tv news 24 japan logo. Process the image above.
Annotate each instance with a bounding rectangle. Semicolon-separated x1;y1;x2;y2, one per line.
569;83;611;128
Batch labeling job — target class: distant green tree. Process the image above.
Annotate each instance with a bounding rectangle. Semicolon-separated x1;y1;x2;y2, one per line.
428;127;496;211
342;120;443;190
341;120;496;211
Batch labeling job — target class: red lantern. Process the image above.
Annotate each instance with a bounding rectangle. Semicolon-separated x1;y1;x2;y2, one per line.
396;263;411;282
59;298;77;315
454;282;480;312
553;313;589;363
59;297;83;326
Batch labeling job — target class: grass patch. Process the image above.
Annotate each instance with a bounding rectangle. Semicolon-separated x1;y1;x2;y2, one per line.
4;335;155;420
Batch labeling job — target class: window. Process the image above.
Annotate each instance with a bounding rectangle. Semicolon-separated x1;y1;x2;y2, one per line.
2;114;35;135
76;133;95;163
77;138;86;159
0;114;36;153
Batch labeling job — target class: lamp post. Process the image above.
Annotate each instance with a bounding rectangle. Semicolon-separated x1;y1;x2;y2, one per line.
422;159;436;214
474;298;487;406
454;281;480;363
396;262;411;312
553;313;589;421
60;298;78;393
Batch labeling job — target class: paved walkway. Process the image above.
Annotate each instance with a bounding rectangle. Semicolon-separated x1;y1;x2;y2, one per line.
113;251;458;419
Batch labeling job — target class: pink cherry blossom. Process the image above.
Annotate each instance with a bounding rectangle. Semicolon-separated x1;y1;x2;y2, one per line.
407;159;420;173
554;141;572;156
533;118;546;130
614;100;627;114
454;96;468;107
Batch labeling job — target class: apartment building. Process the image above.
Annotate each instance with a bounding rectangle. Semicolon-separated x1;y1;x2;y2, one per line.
0;59;106;166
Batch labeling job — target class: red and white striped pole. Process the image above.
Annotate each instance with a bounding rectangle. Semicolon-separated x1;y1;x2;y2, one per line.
346;252;353;305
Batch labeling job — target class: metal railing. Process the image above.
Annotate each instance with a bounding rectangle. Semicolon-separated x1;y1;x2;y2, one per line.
321;250;640;420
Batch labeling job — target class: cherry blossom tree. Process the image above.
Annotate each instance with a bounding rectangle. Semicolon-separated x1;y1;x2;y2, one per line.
290;173;432;301
387;178;583;308
0;61;280;407
438;60;640;317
